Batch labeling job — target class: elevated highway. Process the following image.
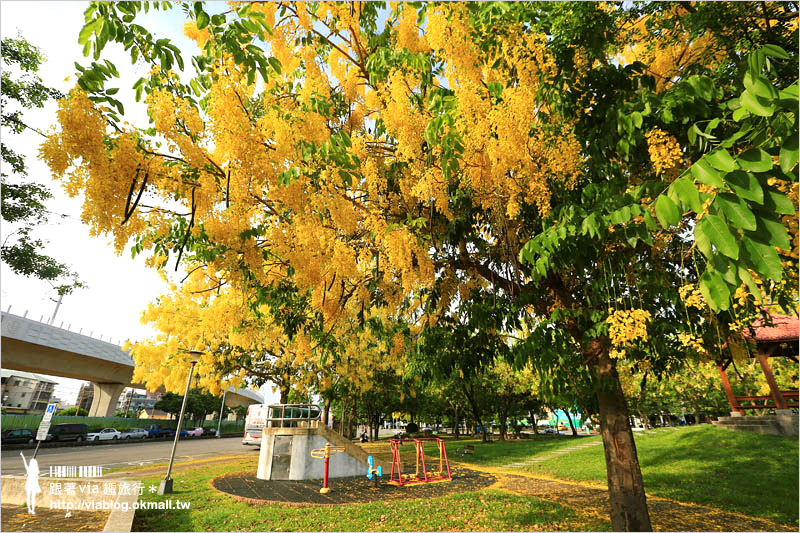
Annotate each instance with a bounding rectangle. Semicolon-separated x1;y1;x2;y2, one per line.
1;311;262;416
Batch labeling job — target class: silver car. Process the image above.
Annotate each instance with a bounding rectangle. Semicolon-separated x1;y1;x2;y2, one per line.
88;428;121;441
121;428;149;440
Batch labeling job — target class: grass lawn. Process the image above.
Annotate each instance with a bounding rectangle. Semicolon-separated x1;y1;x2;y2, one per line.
131;458;611;532
445;425;798;526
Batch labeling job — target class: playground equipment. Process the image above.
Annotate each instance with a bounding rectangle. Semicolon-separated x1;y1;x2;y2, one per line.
388;438;451;486
310;443;346;493
256;404;387;481
366;455;383;487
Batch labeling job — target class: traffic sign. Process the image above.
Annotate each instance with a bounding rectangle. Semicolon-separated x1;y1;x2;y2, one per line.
35;403;58;441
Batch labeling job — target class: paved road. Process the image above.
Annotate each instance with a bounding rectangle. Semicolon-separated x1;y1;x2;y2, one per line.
3;437;259;476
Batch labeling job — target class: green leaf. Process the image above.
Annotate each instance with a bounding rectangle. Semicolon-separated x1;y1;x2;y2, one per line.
747;49;766;78
691;158;724;188
748;215;792;251
714;193;757;231
631;111;642;129
749;76;778;101
654;195;680;228
78;19;97;45
694;219;713;258
697;214;739;260
196;11;210;30
268;56;282;74
712;254;737;285
740;90;775;116
732;107;749;122
737;148;772;172
741;235;783;282
763;188;795;215
671;176;702;212
725;171;763;204
761;44;790;60
643;210;658;231
699;268;731;312
780;134;798;173
737;266;762;304
706;148;736;172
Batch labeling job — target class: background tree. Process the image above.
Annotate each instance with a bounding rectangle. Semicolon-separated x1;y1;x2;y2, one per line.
154;392;183;420
56;407;88;416
1;36;83;295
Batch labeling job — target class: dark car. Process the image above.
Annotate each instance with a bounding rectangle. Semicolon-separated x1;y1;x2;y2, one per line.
145;425;175;438
1;428;35;444
47;423;89;442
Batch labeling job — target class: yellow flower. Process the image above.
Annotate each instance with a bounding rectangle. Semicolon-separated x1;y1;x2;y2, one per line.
645;128;683;175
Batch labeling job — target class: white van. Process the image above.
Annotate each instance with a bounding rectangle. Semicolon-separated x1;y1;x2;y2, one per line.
242;404;269;446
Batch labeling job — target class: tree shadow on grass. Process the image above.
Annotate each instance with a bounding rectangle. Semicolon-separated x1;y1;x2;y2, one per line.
636;427;798;526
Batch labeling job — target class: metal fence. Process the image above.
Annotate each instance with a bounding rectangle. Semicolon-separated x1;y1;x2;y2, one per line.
1;414;245;433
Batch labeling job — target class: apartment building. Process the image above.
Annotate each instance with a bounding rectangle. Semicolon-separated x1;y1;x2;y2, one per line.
1;369;57;413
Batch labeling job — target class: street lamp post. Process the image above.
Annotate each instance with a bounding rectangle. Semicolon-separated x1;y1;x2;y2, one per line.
216;388;227;438
158;351;202;495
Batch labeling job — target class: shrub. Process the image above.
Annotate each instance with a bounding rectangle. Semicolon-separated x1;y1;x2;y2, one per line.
57;407;88;416
405;422;419;434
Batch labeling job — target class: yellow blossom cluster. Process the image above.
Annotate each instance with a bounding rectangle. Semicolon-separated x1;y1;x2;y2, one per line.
677;332;705;354
606;308;651;348
616;6;726;91
645;128;683;175
678;284;704;309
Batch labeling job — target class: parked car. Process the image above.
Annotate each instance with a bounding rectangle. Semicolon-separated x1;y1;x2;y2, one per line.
145;425;175;438
204;428;217;436
120;428;149;440
1;428;35;444
542;427;559;434
47;423;89;442
185;427;204;437
88;428;121;441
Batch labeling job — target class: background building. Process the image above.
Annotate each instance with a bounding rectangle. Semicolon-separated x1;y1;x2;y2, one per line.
1;369;57;413
116;388;160;415
75;382;94;413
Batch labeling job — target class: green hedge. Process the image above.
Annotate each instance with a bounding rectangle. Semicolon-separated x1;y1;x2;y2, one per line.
2;414;245;433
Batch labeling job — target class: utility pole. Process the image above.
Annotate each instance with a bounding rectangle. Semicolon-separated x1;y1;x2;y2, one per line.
216;388;227;438
124;388;133;418
49;294;63;325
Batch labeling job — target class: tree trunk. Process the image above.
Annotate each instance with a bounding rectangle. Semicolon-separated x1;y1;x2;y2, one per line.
594;348;652;531
279;386;290;404
323;400;330;428
498;408;508;440
693;405;701;425
453;404;460;439
565;409;578;437
462;383;489;442
637;409;648;430
340;398;347;436
530;411;539;435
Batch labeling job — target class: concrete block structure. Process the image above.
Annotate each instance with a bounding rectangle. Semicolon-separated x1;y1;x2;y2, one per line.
255;405;389;481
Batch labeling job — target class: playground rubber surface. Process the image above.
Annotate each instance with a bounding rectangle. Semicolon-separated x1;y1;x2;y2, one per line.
0;505;108;532
212;467;496;505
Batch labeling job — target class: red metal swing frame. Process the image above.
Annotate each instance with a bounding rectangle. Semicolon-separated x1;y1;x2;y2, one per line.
388;437;452;486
